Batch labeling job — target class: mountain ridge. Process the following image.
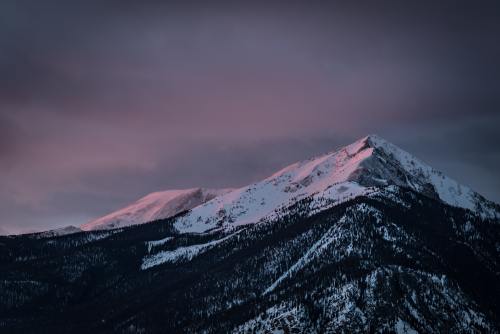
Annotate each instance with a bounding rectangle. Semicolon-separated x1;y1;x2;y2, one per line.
29;134;499;238
0;135;499;333
173;135;498;234
81;187;233;231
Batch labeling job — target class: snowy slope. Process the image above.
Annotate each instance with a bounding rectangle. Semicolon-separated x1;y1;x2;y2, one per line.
81;188;232;231
363;135;496;215
3;136;499;333
175;135;498;234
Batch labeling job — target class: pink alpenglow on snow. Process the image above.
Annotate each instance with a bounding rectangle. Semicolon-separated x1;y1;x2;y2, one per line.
174;135;499;234
81;188;233;231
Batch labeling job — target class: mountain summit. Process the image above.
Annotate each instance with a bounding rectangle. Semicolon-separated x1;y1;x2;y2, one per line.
1;135;499;333
175;135;498;233
81;135;497;234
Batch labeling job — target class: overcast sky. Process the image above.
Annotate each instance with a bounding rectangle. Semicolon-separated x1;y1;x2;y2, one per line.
1;1;499;234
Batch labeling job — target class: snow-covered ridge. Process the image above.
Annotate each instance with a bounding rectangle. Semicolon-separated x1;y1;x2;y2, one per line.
174;135;498;234
81;188;233;231
361;135;498;217
82;135;497;234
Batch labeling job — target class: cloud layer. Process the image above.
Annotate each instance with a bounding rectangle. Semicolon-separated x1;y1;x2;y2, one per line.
1;1;499;233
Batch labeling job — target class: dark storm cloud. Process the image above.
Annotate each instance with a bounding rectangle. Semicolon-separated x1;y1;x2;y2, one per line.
1;0;500;233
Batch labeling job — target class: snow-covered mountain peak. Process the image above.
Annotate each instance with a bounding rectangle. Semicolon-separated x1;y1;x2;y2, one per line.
351;135;497;216
174;135;498;234
80;135;497;234
81;188;233;231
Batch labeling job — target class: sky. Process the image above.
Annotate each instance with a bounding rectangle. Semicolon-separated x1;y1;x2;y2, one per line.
1;1;500;234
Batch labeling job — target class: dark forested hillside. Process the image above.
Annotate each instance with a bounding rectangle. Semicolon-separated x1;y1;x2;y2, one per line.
1;187;499;333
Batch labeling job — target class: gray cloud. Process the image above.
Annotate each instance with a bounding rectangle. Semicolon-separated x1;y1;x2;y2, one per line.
1;0;499;233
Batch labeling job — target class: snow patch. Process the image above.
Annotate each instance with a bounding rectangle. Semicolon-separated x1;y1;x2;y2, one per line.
141;230;244;269
394;318;419;334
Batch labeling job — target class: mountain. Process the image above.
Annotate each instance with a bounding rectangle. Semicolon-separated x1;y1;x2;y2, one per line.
1;135;499;333
174;135;498;234
81;188;233;231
